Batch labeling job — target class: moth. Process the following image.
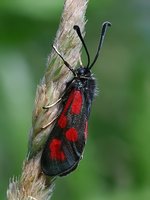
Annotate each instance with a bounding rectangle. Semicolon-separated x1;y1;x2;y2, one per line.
41;22;111;176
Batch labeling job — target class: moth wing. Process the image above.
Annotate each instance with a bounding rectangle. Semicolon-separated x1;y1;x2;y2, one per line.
41;90;88;176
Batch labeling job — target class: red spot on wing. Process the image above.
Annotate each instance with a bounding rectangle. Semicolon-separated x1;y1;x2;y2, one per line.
49;139;66;161
58;90;82;129
84;121;88;139
57;90;75;129
65;128;78;142
71;91;82;114
62;90;75;115
58;115;67;128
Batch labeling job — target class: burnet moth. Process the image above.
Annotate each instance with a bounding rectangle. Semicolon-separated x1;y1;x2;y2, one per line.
41;21;111;176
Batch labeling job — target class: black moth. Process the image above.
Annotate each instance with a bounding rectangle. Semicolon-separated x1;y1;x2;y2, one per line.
41;21;111;176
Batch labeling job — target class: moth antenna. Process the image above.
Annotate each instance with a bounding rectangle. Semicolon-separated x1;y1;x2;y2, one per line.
89;21;111;69
53;45;76;76
73;25;90;68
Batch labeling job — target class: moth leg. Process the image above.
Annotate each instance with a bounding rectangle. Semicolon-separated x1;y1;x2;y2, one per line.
42;115;59;129
79;55;83;66
43;98;62;109
28;196;37;200
43;78;75;110
53;45;76;76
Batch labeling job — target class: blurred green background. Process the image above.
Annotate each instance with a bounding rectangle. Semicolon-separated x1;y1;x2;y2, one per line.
0;0;150;199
